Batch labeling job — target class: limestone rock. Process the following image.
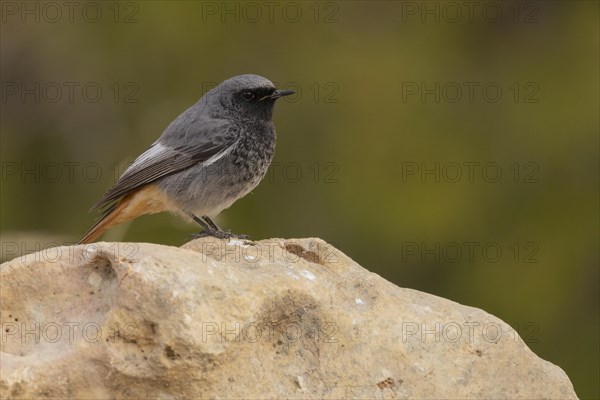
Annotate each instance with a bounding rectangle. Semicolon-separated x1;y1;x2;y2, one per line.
0;238;577;399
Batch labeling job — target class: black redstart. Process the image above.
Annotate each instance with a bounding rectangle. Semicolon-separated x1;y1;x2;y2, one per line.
79;74;294;244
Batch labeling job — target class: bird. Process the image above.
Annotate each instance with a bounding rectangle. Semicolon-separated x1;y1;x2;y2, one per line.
78;74;294;244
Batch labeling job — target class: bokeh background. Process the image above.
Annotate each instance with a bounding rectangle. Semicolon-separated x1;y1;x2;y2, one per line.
1;1;598;397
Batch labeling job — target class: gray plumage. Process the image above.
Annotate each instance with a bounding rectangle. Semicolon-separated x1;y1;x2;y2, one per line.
82;74;293;242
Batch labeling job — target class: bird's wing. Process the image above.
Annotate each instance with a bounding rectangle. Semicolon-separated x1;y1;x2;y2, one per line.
91;132;237;211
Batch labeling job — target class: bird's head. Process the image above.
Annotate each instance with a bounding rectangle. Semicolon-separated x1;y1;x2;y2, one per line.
204;74;295;120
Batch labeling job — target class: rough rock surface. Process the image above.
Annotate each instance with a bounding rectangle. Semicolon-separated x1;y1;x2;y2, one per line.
1;237;577;399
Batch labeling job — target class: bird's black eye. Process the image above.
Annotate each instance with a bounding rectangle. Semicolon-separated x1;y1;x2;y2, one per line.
241;91;255;101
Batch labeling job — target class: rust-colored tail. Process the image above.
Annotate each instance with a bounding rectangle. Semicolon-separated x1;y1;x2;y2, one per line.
79;185;172;244
79;200;133;244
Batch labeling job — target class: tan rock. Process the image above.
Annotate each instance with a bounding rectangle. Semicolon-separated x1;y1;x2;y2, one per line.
0;238;577;399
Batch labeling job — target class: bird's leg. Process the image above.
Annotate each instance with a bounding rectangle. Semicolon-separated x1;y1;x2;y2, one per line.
189;214;214;238
191;214;211;231
189;214;249;240
202;216;221;231
201;215;250;239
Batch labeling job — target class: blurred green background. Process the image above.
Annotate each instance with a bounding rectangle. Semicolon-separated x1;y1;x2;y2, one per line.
1;1;598;397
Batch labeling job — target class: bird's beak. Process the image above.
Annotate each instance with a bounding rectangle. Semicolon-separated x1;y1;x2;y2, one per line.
261;89;296;101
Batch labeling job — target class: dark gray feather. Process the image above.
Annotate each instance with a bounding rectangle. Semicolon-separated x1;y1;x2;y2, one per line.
91;111;240;211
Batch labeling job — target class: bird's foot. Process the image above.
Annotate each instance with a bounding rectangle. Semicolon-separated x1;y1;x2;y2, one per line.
190;229;250;240
226;231;250;240
188;214;250;240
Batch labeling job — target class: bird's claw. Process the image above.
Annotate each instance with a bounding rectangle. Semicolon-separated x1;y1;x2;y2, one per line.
190;229;250;240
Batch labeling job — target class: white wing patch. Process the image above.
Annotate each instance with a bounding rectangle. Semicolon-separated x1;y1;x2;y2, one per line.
125;142;167;173
202;144;235;167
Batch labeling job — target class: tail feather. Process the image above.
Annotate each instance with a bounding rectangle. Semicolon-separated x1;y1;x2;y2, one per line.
78;184;174;244
79;203;124;244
